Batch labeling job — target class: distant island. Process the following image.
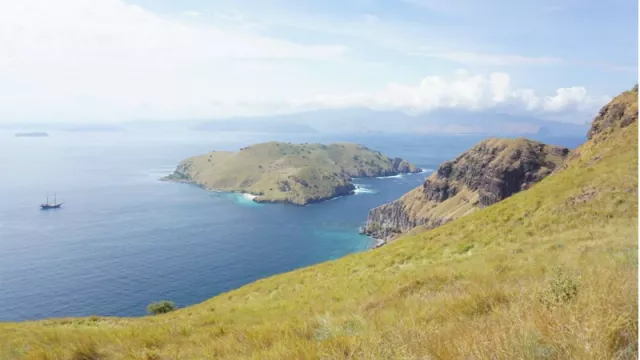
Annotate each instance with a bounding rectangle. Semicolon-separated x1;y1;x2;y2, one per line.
14;132;49;137
163;141;421;205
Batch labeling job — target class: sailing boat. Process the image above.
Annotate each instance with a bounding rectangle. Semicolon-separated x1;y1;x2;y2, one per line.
40;193;63;210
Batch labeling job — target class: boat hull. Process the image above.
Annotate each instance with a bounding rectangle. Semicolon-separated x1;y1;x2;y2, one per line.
40;204;62;210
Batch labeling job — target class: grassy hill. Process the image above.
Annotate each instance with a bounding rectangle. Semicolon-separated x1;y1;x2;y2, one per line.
1;87;637;359
363;138;571;240
165;142;420;205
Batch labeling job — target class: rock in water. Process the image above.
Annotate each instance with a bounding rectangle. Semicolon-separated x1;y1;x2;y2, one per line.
362;138;571;240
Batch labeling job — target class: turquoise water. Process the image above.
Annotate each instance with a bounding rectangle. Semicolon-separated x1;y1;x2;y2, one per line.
0;131;583;321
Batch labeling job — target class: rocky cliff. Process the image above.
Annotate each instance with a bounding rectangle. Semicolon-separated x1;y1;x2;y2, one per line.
362;138;571;240
587;85;638;142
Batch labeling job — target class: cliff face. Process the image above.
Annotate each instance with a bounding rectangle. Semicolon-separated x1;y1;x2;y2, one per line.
586;85;638;142
362;138;571;239
165;142;420;205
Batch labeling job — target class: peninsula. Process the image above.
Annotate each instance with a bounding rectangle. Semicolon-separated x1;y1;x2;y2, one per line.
361;137;571;241
164;141;421;205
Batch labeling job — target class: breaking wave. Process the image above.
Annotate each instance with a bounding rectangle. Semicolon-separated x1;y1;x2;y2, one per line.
353;184;378;195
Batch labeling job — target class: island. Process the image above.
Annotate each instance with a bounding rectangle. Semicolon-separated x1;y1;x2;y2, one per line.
14;132;49;137
163;141;421;205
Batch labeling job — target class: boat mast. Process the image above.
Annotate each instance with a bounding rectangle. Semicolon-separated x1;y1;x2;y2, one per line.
54;193;57;206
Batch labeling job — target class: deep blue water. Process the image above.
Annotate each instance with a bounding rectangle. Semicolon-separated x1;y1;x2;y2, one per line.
0;131;584;321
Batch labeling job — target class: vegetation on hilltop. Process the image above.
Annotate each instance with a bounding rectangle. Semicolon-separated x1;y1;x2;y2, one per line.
146;301;176;315
363;138;571;240
165;141;420;205
0;87;637;359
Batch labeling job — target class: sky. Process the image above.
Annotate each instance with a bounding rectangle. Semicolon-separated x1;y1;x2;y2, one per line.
0;0;637;124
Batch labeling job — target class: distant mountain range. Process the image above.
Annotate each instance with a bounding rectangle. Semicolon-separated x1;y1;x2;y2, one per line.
190;108;590;136
0;123;123;133
192;119;318;134
2;108;591;137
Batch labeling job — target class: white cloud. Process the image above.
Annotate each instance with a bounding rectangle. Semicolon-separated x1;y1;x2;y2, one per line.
543;87;609;112
0;0;348;123
362;13;379;25
0;0;610;124
409;51;560;65
400;0;477;14
182;11;201;17
288;71;608;117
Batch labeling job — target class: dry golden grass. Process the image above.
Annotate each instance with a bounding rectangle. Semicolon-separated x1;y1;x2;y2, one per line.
0;89;637;359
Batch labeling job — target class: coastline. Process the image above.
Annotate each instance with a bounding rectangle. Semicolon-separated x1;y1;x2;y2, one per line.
161;166;423;205
161;175;354;206
163;173;409;206
372;238;387;249
359;225;388;250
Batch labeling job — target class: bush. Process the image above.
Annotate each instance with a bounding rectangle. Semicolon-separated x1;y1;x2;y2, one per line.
542;266;579;307
147;300;176;315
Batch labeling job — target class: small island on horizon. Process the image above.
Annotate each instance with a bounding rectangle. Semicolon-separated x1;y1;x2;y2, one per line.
163;141;421;205
14;132;49;137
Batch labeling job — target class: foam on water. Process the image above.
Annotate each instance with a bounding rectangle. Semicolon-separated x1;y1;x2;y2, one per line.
312;229;376;255
376;169;434;179
375;174;404;179
353;184;378;195
228;193;263;207
243;193;258;201
143;168;177;181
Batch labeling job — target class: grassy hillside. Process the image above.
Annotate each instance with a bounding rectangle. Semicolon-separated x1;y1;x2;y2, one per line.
363;138;571;240
1;88;637;359
166;142;420;205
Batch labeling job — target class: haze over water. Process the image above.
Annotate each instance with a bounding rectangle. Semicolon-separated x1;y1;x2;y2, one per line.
0;130;584;321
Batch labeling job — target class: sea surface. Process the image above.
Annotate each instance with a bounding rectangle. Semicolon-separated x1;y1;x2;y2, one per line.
0;130;584;321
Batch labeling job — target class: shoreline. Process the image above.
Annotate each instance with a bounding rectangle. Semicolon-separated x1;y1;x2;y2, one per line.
161;167;420;207
360;226;387;250
372;238;387;249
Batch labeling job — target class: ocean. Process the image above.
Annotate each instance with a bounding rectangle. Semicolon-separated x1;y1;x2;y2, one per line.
0;130;584;321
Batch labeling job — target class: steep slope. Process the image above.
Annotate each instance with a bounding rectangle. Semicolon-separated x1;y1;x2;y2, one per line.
362;138;570;240
587;84;638;141
165;142;420;205
1;87;636;360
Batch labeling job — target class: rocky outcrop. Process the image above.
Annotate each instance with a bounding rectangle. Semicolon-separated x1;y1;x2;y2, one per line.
391;158;418;174
587;85;638;142
362;138;571;240
567;85;638;168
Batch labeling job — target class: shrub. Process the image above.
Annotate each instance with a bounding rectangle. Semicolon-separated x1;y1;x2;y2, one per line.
147;300;176;315
542;266;579;307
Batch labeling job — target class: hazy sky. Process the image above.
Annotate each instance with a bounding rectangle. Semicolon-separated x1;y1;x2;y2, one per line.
0;0;637;123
